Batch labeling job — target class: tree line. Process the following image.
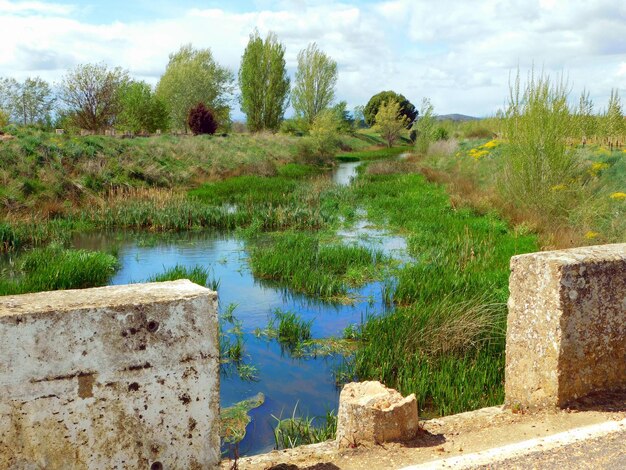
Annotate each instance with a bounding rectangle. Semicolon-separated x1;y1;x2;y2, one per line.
0;30;424;139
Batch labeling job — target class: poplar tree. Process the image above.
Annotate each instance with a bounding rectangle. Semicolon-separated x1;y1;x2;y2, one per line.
239;30;290;132
292;43;337;125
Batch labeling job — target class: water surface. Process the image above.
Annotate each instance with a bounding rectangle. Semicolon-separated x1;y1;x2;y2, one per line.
72;217;405;455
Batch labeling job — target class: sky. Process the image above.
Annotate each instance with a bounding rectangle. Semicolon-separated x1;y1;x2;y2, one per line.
0;0;625;119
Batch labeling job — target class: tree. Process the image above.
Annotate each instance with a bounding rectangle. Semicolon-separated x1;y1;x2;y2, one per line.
575;89;596;143
292;43;337;125
117;81;169;133
353;105;365;129
331;101;353;134
156;44;234;131
364;91;417;127
414;98;436;154
187;102;218;135
374;100;410;147
603;89;624;143
239;30;290;132
59;63;129;132
0;76;55;126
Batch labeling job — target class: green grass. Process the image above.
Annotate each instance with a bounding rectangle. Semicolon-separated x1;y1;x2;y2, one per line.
248;231;387;299
189;175;300;206
272;406;337;450
0;128;375;215
350;169;538;415
0;246;118;296
257;309;314;353
147;264;220;290
0;129;301;211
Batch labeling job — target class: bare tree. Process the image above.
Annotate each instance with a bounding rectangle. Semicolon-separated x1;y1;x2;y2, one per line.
59;63;129;132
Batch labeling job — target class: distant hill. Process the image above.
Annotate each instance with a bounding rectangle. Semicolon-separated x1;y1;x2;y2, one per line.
436;114;479;122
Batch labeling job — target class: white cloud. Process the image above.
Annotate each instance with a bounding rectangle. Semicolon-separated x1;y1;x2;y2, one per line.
0;0;74;15
0;0;624;117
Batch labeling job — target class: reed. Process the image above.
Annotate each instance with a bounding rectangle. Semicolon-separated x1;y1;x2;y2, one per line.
248;231;387;299
0;246;117;295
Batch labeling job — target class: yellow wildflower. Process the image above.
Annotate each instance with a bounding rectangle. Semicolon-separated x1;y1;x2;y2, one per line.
588;162;609;176
468;148;489;160
481;140;500;149
551;184;567;191
584;231;599;239
610;192;626;200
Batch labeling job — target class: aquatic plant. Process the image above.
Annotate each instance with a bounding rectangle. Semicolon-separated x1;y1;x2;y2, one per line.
248;231;387;299
0;247;118;296
272;405;337;449
148;264;220;290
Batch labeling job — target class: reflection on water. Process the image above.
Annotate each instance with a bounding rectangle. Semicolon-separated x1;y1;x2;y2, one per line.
332;161;361;186
72;225;404;456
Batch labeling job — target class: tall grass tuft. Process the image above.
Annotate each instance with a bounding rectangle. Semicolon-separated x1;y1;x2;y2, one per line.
266;309;313;348
0;247;117;295
248;231;387;299
273;406;337;449
148;264;220;290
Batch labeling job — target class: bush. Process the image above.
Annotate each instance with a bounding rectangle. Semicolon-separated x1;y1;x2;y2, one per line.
187;102;218;135
464;127;494;139
434;127;449;141
502;71;579;209
280;117;309;136
0;109;9;129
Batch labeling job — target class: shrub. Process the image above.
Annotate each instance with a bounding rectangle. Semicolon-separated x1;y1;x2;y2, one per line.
414;98;436;154
501;70;579;209
187;102;218;135
434;126;449;141
0;109;9;129
464;126;494;139
279;117;309;136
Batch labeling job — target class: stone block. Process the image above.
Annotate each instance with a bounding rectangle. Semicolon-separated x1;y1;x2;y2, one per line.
336;381;418;448
0;280;219;469
505;243;626;410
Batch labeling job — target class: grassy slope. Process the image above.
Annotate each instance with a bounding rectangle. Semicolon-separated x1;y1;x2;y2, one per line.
418;138;626;247
0;127;378;215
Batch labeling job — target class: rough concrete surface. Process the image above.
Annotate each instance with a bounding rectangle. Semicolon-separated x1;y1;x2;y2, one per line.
0;280;220;469
505;243;626;410
336;381;419;448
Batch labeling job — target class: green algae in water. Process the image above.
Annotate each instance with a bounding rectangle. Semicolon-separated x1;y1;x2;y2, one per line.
221;392;266;445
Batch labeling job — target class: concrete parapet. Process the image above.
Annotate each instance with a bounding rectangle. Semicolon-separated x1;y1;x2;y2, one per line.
0;280;219;469
505;243;626;410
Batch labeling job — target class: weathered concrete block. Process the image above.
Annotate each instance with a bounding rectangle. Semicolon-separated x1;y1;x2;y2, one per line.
0;280;219;469
336;381;418;448
505;243;626;410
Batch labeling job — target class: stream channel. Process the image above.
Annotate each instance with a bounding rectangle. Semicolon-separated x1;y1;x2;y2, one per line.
71;162;409;455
